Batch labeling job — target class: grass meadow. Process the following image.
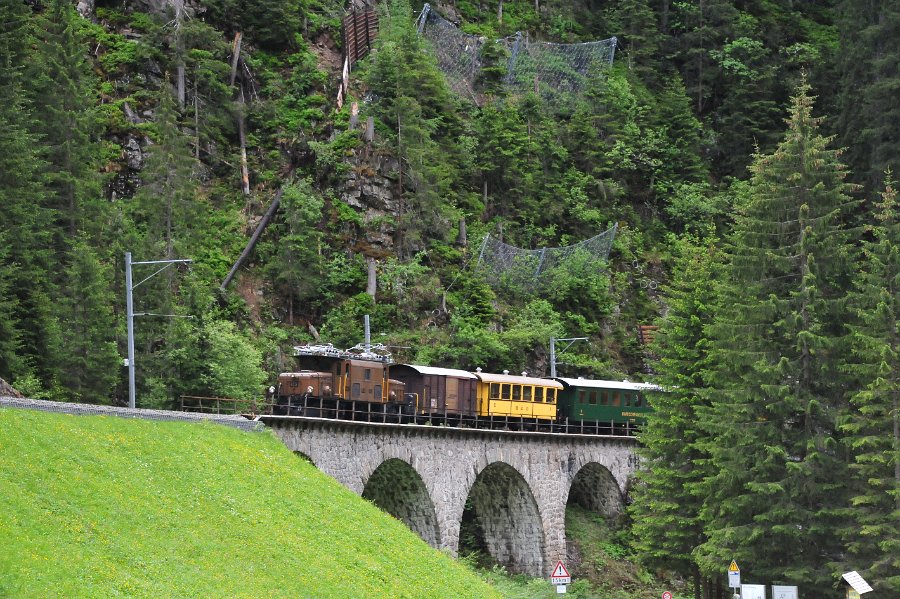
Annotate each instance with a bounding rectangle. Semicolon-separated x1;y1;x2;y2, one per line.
0;408;499;598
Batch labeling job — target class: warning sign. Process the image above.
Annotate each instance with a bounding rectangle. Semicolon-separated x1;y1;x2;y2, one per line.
550;561;571;585
729;560;740;572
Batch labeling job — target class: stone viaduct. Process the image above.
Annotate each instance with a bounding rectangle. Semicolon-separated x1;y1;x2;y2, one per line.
261;416;640;578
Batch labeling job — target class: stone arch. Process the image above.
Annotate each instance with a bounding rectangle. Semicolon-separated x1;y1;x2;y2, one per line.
566;461;623;517
462;461;545;575
362;458;440;547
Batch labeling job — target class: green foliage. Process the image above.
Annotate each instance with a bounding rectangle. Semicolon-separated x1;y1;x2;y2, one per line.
839;173;900;594
198;320;267;402
697;82;861;595
201;0;301;48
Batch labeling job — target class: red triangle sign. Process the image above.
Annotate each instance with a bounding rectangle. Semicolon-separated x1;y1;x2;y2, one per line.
552;561;570;578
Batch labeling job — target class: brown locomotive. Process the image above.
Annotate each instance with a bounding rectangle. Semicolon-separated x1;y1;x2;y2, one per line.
274;344;408;418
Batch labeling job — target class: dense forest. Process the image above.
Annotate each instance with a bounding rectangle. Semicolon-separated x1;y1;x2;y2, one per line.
0;0;896;597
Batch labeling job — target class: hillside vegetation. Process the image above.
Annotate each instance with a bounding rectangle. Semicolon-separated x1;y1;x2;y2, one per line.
0;408;498;598
0;0;897;596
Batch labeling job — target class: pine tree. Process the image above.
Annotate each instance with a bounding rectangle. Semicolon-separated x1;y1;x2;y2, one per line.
55;239;120;404
0;0;59;389
27;0;105;246
836;0;900;191
697;82;859;595
365;0;463;256
630;238;721;599
269;180;325;325
840;173;900;594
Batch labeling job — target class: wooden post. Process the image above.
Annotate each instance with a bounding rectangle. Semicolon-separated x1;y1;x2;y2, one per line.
365;116;375;142
237;88;250;196
366;256;377;299
457;217;467;246
350;102;359;129
229;32;243;87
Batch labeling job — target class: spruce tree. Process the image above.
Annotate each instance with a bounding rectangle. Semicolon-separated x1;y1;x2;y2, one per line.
0;0;58;388
27;0;105;245
697;82;859;596
836;0;900;191
54;240;120;404
365;0;463;256
630;238;721;599
840;173;899;594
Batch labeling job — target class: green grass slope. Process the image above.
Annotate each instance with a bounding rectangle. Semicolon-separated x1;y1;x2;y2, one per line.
0;409;499;598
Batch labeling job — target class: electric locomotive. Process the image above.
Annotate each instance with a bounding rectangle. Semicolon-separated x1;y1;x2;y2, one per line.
274;343;408;418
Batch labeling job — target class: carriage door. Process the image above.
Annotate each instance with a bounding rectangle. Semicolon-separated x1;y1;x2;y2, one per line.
446;377;459;412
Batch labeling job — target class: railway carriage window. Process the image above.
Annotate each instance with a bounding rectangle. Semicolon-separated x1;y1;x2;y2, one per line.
512;385;521;401
612;390;621;406
635;393;643;407
546;388;556;403
364;369;371;381
600;390;608;405
624;392;632;407
501;384;511;400
524;386;532;401
535;387;544;402
578;390;586;404
290;378;299;388
352;383;360;399
375;384;382;400
589;391;597;405
490;383;500;399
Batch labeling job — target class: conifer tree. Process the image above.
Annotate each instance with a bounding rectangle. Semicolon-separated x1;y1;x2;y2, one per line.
27;0;105;246
55;239;120;404
0;0;58;388
269;180;325;325
630;238;721;599
840;173;899;594
366;0;462;256
836;0;900;190
697;82;859;595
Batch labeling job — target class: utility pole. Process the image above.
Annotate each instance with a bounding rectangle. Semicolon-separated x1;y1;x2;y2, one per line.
550;336;588;378
125;252;192;409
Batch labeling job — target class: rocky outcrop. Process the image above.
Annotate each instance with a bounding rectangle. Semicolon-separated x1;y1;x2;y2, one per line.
0;378;24;398
339;146;402;252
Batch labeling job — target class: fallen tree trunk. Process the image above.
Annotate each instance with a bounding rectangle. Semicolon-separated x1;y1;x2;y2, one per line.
220;186;286;290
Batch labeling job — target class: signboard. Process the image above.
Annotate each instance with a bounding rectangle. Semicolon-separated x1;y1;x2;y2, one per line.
550;561;571;585
772;585;799;599
728;560;741;589
662;592;673;599
842;571;873;594
741;584;766;599
848;590;860;599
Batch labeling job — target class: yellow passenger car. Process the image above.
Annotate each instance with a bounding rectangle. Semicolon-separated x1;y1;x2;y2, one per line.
473;371;562;421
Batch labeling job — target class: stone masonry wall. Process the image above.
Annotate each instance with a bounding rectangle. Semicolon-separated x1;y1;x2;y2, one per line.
265;417;640;577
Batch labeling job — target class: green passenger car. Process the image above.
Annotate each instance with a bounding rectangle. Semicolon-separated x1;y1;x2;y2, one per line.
554;377;659;434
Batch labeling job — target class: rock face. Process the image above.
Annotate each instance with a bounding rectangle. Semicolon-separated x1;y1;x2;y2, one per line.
339;146;402;253
0;378;24;398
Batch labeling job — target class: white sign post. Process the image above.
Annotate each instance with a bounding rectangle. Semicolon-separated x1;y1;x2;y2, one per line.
550;560;571;593
741;583;766;599
728;560;741;589
772;585;799;599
